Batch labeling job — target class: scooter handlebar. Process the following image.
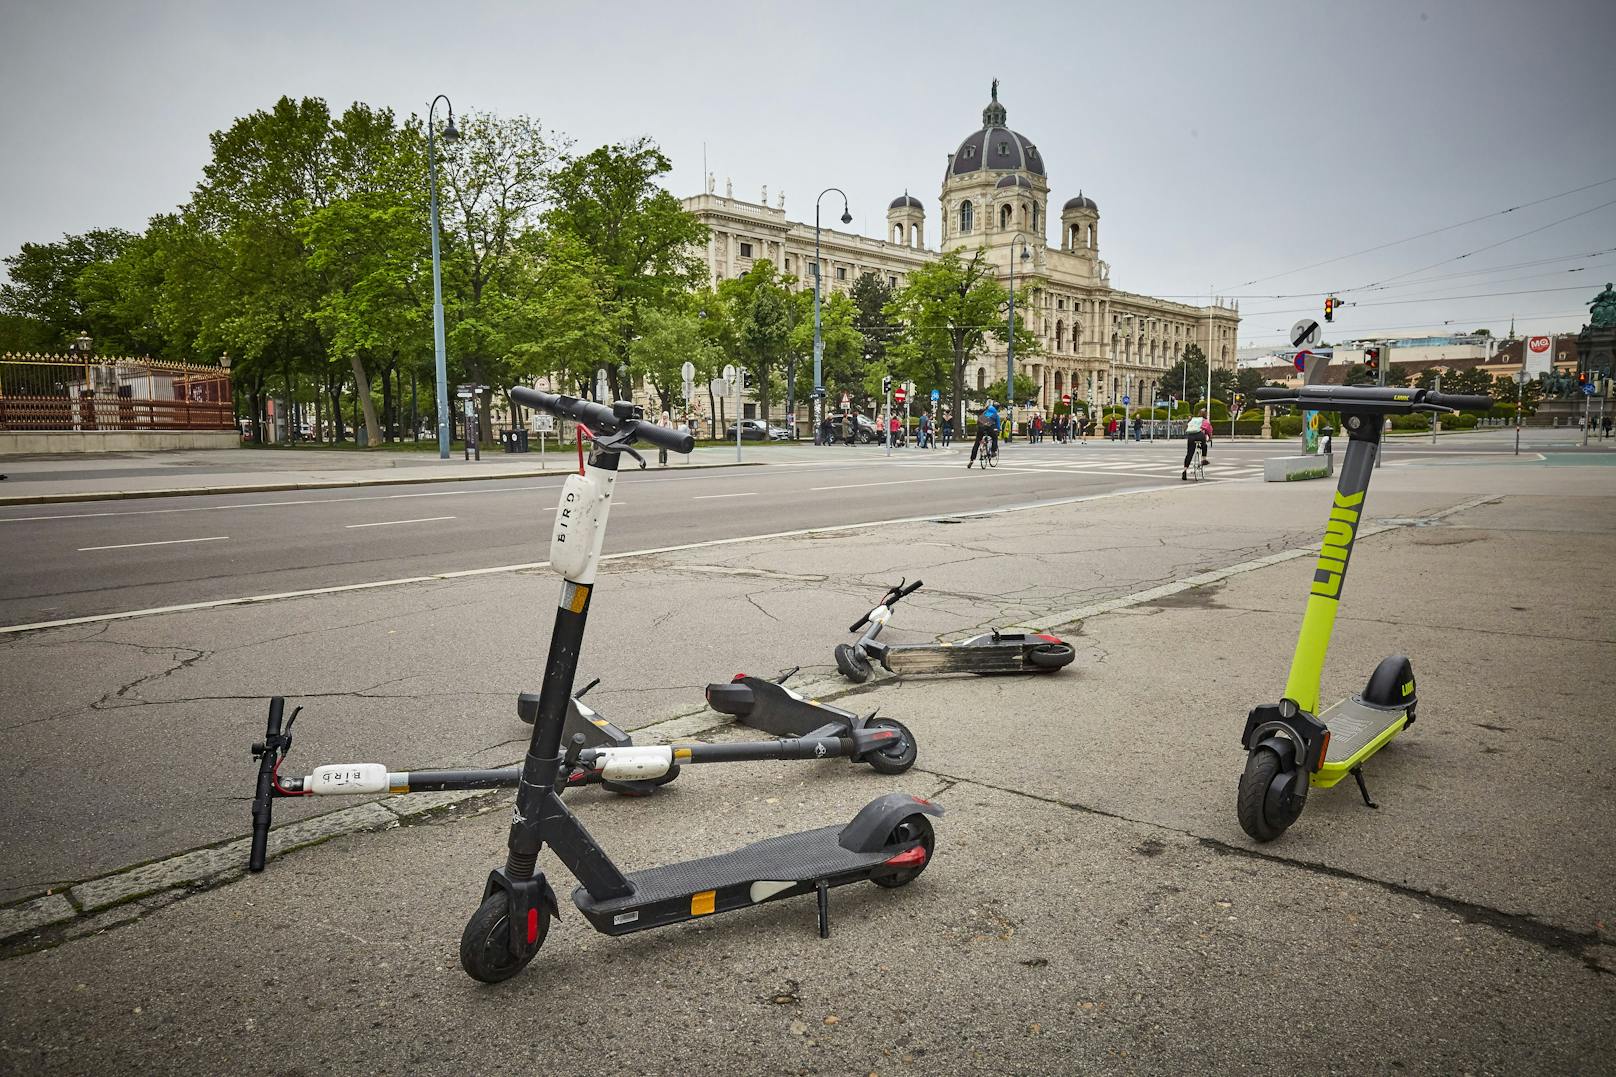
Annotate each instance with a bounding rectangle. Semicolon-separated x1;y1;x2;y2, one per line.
508;387;694;454
248;697;286;873
1424;392;1493;413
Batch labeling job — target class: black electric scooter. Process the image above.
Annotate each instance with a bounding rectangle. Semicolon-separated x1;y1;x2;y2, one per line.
1236;385;1492;841
704;670;915;766
456;388;938;982
833;579;1076;682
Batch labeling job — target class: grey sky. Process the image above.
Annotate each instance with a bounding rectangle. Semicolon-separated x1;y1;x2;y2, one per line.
2;0;1613;348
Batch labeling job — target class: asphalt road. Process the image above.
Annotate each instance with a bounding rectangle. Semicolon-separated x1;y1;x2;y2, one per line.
0;429;1597;628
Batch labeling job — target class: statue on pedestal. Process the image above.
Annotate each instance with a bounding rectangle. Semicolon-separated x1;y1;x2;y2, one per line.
1587;282;1616;329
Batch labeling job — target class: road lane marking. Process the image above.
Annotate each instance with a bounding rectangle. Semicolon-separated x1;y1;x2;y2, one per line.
811;475;969;491
691;492;757;500
77;536;229;552
344;515;457;529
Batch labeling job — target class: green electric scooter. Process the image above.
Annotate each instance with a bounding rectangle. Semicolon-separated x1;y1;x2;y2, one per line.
1236;384;1492;841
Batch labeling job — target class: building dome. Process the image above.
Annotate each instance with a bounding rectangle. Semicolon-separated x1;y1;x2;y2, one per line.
995;174;1035;190
1062;192;1098;213
947;80;1045;178
889;193;924;210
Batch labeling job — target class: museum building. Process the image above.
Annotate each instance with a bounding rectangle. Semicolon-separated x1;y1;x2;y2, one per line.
681;84;1240;414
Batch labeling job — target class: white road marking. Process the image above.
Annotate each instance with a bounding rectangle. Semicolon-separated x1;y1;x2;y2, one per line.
811;475;968;491
691;492;757;500
344;515;457;529
77;536;229;552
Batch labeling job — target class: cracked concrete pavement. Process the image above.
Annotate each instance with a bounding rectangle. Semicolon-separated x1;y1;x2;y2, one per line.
1;455;1613;1073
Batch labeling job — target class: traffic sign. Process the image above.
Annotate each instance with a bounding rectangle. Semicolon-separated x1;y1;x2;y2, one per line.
1121;395;1131;405
841;391;851;408
1583;382;1597;396
721;364;737;389
1294;348;1312;373
1155;399;1169;408
894;386;907;404
680;361;696;383
533;414;555;433
931;389;940;403
1290;319;1322;348
1061;393;1071;405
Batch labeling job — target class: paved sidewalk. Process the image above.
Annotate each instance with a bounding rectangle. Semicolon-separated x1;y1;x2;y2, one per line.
1;453;1611;1073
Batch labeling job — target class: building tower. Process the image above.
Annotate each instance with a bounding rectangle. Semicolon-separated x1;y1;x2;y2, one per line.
887;192;925;249
938;80;1049;252
1059;192;1099;267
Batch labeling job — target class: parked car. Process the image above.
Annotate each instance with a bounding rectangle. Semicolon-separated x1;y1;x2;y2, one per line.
829;413;880;443
725;419;792;441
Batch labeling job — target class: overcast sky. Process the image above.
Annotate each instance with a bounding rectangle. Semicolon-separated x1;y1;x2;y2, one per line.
3;0;1613;348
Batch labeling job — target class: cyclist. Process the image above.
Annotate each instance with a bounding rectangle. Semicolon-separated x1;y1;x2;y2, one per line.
967;401;1001;468
1182;409;1211;479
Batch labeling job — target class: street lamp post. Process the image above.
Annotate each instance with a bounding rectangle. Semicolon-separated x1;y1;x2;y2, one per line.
428;94;460;460
1006;233;1030;440
813;188;852;444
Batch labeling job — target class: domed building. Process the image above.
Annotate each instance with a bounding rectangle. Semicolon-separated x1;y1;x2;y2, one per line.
682;82;1239;424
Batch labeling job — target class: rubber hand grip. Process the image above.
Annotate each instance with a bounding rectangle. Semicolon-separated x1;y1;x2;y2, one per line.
1424;392;1492;412
509;387;618;431
634;421;695;454
1253;387;1295;402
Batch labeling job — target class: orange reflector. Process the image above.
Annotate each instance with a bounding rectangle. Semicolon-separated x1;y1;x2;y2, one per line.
1316;731;1331;769
691;890;716;916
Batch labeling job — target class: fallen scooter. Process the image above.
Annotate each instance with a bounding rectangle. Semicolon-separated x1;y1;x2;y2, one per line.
1236;384;1493;841
833;579;1076;682
705;670;916;770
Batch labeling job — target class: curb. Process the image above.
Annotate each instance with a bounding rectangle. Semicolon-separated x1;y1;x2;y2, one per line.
0;459;764;507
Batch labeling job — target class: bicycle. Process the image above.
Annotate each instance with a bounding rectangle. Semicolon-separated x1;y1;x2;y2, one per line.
981;436;999;469
1185;441;1207;482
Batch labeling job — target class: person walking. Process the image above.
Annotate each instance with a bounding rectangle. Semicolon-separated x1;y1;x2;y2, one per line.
841;411;853;446
942;412;954;446
919;410;933;449
967;401;1001;468
657;412;672;466
1603;414;1612;438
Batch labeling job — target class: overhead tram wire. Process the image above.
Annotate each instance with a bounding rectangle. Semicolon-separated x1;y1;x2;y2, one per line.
1238;307;1588;348
1236;282;1600;323
1210;174;1616;292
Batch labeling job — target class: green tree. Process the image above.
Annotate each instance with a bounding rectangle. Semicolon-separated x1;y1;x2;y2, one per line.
885;248;1021;426
512;231;615;397
1160;343;1233;406
437;111;563;441
0;228;137;350
630;305;719;416
983;372;1038;406
718;261;794;421
543;138;708;401
790;290;865;416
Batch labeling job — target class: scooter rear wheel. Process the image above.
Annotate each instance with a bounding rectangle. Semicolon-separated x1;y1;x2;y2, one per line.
835;643;873;683
871;813;934;889
861;717;918;775
1027;642;1076;670
460;891;548;983
1236;748;1304;842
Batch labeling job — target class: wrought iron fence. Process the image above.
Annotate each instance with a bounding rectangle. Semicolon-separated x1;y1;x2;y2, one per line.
0;353;233;431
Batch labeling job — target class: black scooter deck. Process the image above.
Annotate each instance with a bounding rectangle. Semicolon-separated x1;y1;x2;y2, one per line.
884;645;1031;675
572;824;893;934
706;676;856;738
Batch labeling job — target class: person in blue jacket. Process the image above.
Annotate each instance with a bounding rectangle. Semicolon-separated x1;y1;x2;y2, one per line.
967;402;1000;468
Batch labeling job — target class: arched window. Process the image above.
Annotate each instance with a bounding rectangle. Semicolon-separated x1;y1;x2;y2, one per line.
892;224;902;244
1055;321;1065;351
976;367;986;392
999;203;1012;230
959;200;974;234
1032;203;1039;231
910;223;920;247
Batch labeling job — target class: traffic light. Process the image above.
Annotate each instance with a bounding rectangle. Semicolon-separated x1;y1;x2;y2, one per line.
1323;297;1335;323
882;374;892;396
1364;347;1380;377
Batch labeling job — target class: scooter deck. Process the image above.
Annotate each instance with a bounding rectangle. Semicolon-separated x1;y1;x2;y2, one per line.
885;644;1029;675
707;676;856;738
1313;695;1409;788
572;824;891;934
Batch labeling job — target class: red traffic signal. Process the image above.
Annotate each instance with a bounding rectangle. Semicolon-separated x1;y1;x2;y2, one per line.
1579;370;1590;385
1364;347;1380;375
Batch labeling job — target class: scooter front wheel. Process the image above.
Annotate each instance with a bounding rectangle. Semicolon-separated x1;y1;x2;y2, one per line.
1027;642;1075;670
1236;748;1304;842
460;891;547;983
871;813;934;889
834;643;872;683
862;717;918;775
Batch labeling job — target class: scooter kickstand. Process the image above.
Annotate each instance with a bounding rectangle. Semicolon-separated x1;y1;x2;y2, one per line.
816;879;830;939
1351;767;1379;810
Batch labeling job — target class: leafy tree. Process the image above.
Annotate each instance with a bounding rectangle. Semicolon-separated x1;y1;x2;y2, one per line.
885;248;1022;426
983;372;1039;407
543;138;707;401
718;261;793;421
790;290;865;413
629;305;719;416
437;111;563;441
0;228;137;350
512;230;615;397
1343;362;1377;386
1160;343;1234;406
850;271;897;369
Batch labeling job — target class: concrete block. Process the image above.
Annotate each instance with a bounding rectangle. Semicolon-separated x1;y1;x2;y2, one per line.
1263;453;1335;482
0;892;77;942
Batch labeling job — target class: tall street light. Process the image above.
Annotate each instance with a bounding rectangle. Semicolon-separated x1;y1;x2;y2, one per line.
1006;233;1030;438
428;94;459;459
813;188;851;444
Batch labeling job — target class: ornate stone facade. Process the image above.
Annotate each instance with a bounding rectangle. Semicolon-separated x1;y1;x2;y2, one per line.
682;84;1240;413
